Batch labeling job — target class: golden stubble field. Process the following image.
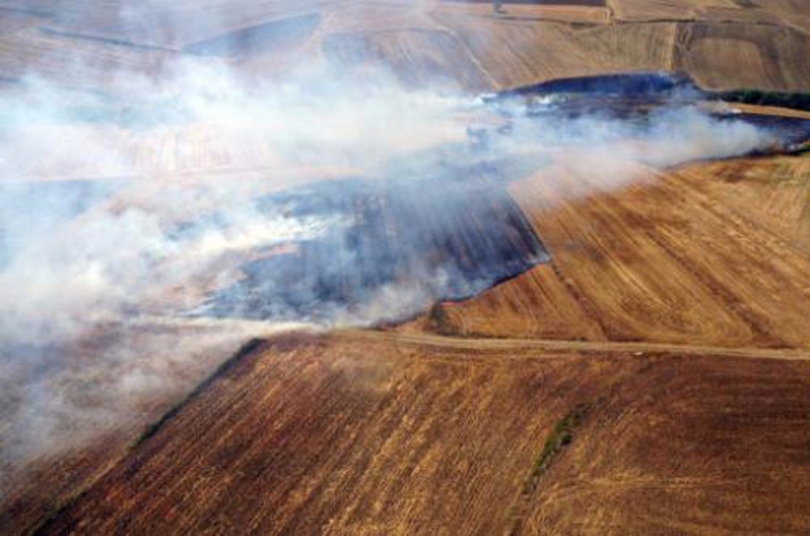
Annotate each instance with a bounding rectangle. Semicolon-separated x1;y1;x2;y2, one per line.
425;153;810;347
31;332;810;535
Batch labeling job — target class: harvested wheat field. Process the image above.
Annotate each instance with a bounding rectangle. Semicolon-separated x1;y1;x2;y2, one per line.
426;155;810;347
2;1;810;535
1;0;810;90
29;333;810;535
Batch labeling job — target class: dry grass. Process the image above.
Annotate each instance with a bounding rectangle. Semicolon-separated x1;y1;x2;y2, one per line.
417;154;810;347
30;333;810;535
523;355;810;534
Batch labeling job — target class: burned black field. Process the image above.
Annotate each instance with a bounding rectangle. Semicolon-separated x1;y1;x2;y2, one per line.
199;174;549;322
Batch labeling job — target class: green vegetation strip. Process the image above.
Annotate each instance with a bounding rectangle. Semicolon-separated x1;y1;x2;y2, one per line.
714;89;810;113
508;403;590;535
523;403;589;495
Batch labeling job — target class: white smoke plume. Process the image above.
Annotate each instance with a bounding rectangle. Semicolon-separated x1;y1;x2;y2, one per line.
0;52;781;494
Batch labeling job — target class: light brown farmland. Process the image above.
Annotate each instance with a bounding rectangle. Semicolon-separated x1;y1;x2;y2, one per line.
2;0;810;90
33;333;810;535
427;154;810;347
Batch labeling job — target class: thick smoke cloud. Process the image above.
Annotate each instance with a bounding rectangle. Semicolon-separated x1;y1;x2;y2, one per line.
0;54;779;491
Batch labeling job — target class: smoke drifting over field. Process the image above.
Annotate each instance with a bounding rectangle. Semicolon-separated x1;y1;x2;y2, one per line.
0;55;787;486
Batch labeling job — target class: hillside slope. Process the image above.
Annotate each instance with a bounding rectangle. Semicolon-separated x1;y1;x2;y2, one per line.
35;333;810;535
1;1;810;91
